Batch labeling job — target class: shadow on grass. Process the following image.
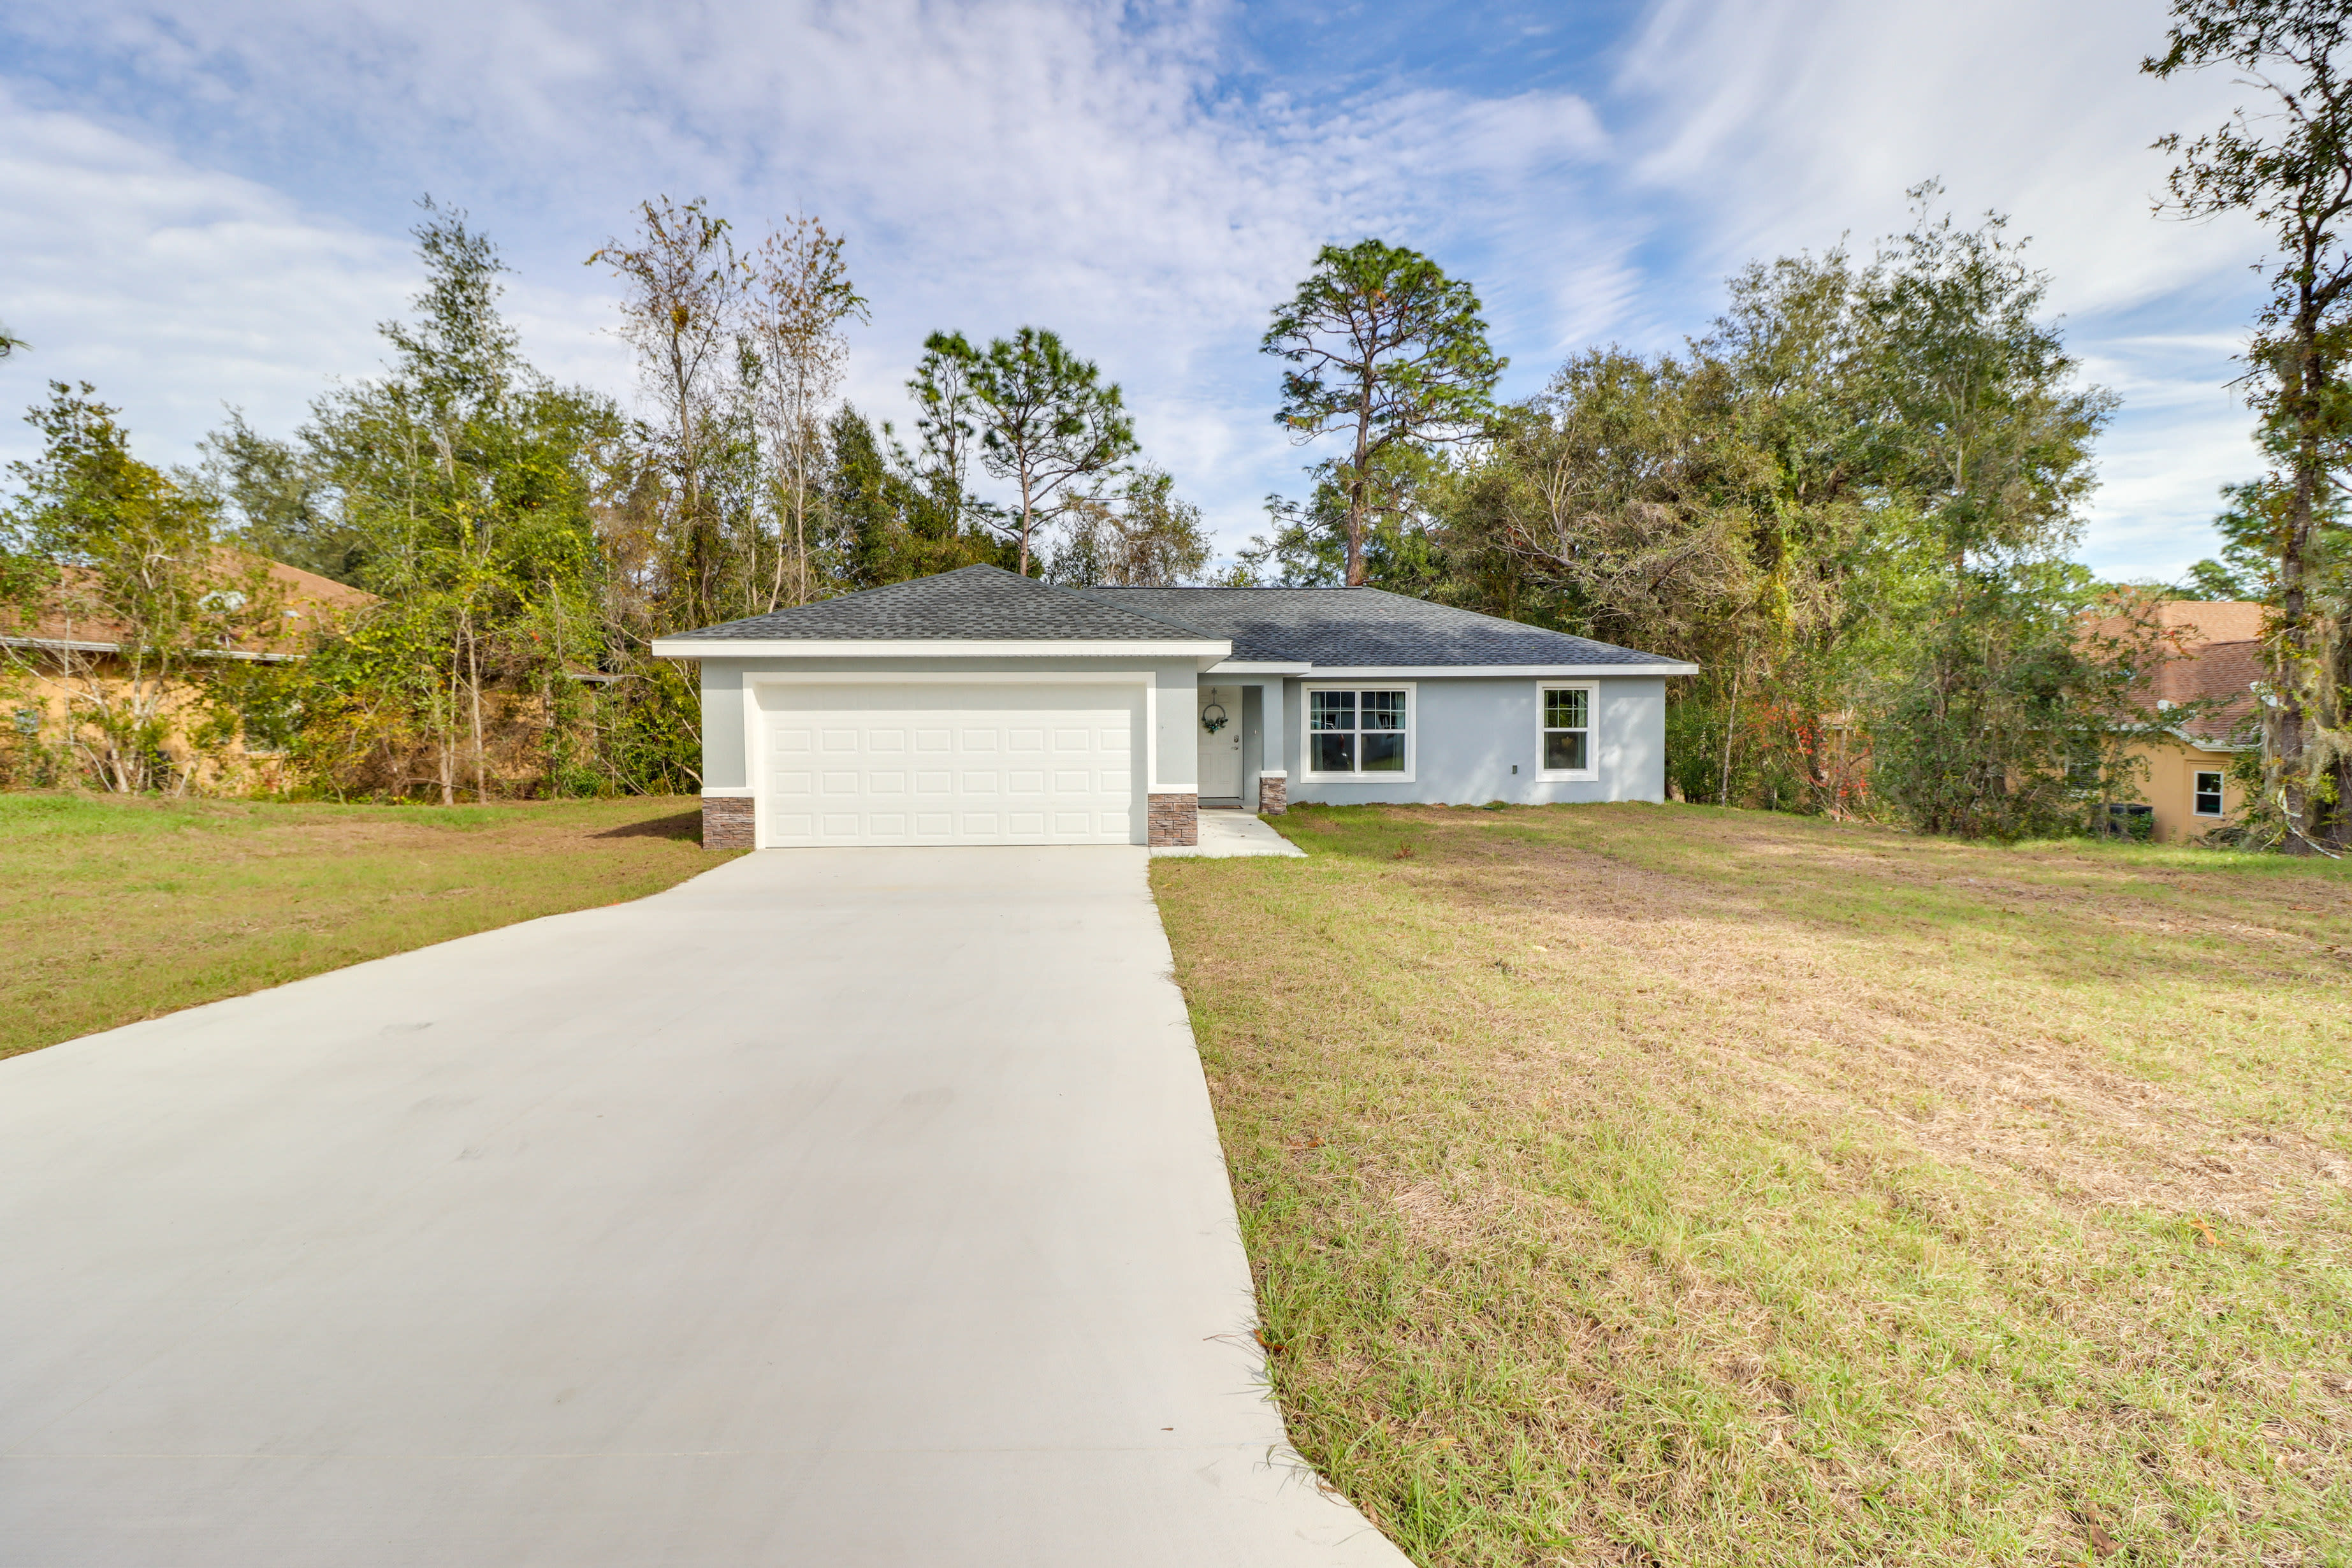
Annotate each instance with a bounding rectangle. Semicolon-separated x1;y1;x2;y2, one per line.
592;809;703;843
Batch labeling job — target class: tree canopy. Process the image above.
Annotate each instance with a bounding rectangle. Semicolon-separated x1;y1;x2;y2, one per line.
1263;238;1503;586
922;327;1138;576
0;177;2254;844
2147;0;2352;852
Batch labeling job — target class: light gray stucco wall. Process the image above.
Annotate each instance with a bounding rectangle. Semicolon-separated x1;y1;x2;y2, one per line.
1281;675;1667;806
700;662;748;789
1149;663;1198;792
693;655;1203;794
1238;685;1265;805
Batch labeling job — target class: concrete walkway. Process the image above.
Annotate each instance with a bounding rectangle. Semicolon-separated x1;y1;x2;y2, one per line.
0;849;1402;1567
1151;810;1309;859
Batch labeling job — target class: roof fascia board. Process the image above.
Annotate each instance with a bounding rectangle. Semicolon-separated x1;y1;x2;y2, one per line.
2;635;301;665
1208;659;1313;675
1299;662;1701;679
2164;725;2254;753
652;636;1232;661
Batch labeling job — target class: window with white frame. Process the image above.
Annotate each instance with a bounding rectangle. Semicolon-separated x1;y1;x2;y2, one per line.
1539;683;1596;777
2193;769;2225;817
1305;686;1409;776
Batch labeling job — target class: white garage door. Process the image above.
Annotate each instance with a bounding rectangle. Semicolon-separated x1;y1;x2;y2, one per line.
759;683;1141;847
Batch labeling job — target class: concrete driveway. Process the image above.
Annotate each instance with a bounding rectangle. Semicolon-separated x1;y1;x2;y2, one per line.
0;848;1404;1567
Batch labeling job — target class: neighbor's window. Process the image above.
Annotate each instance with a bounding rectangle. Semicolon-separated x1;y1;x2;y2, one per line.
1541;685;1593;774
1308;688;1407;774
2063;741;2103;794
2193;769;2225;817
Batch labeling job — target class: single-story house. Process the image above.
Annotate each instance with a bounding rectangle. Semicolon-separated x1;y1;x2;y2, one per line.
651;565;1697;849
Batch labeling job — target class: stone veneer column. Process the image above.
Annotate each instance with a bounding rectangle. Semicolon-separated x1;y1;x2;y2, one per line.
1147;792;1198;846
1256;774;1287;815
701;795;755;850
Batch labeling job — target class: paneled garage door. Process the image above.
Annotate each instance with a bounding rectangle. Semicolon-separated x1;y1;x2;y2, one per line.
759;683;1142;846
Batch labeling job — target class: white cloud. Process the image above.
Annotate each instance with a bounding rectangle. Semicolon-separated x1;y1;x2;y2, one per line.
0;0;2290;578
2072;330;2260;579
3;0;1614;553
0;85;409;466
1609;0;2276;578
1613;0;2261;311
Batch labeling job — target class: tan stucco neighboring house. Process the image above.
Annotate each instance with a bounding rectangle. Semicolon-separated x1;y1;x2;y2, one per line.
1;555;379;787
2117;600;2265;843
1;556;378;663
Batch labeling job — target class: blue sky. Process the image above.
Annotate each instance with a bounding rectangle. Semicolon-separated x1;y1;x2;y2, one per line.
0;0;2271;579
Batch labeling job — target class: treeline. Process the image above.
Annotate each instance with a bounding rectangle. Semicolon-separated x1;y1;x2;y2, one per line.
1;198;1211;802
4;103;2341;845
0;189;2198;833
1249;191;2159;839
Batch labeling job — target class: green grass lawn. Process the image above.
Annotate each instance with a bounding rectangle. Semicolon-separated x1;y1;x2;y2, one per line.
1;792;729;1059
1154;804;2352;1568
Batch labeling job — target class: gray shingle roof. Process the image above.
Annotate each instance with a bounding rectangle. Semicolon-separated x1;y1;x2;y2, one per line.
664;566;1687;669
1083;586;1683;667
669;565;1221;642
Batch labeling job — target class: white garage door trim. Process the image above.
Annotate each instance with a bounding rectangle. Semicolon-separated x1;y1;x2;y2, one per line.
745;672;1154;848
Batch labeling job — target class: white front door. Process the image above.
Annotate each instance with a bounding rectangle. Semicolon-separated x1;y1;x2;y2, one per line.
759;683;1141;846
1196;685;1243;801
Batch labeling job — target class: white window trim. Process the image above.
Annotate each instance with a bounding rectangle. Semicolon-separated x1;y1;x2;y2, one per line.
1299;679;1418;784
2191;768;2227;818
1537;681;1599;782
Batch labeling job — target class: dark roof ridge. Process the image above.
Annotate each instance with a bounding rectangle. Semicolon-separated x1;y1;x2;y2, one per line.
1089;583;1381;591
1086;583;1688;667
658;562;1226;642
1034;576;1221;636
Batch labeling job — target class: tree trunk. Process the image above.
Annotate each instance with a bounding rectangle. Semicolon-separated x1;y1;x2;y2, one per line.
2277;286;2324;853
467;614;488;803
1018;468;1034;576
1718;665;1742;806
442;637;460;807
1347;377;1372;587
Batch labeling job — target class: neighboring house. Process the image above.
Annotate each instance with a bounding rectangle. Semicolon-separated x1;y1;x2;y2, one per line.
1;557;376;666
651;564;1697;849
2112;600;2264;843
1;555;377;786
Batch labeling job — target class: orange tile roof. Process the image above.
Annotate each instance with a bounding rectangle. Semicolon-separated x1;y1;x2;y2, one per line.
2155;637;2263;743
2150;600;2265;647
1;551;379;660
2101;602;2267;746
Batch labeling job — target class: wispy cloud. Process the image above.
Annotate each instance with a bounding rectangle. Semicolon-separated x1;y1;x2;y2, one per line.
0;83;409;447
1606;0;2274;576
0;0;2291;577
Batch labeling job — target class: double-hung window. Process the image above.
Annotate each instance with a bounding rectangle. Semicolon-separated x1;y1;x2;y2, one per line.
2193;769;2225;817
1539;683;1597;779
1306;686;1410;776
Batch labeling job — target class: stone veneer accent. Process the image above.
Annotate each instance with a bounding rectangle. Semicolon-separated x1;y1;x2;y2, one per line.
1147;792;1199;847
701;795;755;850
1257;774;1288;815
